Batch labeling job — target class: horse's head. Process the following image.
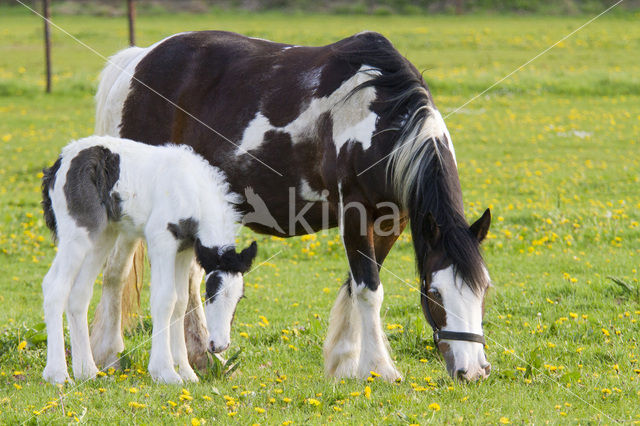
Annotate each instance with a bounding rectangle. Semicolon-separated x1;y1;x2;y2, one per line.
195;240;258;353
419;209;492;381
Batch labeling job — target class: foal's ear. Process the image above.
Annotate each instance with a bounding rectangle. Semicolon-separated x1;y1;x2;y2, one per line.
470;208;491;243
194;239;220;272
237;241;258;273
425;212;441;247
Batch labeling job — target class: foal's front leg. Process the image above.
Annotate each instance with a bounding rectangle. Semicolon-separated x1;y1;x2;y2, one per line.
146;233;182;384
170;250;199;382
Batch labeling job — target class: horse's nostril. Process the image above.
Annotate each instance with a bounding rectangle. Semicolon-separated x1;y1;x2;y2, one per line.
208;341;215;352
482;363;492;375
456;369;468;380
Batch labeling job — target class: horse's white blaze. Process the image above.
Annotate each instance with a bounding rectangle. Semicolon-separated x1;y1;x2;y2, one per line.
204;272;244;352
235;65;379;155
299;178;327;202
431;265;488;380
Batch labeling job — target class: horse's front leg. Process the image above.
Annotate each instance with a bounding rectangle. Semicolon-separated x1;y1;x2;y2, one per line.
324;204;401;382
346;206;400;381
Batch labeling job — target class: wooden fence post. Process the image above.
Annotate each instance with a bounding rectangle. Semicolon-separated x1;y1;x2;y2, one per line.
127;0;136;46
43;0;51;93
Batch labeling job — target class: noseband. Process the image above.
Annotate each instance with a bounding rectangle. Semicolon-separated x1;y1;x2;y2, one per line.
421;282;486;346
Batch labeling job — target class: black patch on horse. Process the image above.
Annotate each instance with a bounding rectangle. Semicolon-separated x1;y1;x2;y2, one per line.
167;218;199;251
64;146;122;235
41;156;62;240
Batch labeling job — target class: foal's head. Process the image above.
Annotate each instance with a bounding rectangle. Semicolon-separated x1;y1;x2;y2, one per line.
195;240;258;353
420;209;492;381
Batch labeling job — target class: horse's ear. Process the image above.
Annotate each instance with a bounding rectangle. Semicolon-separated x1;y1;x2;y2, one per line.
238;241;258;273
470;208;491;243
195;239;219;272
425;212;441;247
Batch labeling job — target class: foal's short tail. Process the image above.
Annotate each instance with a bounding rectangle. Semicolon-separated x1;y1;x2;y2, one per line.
41;157;62;241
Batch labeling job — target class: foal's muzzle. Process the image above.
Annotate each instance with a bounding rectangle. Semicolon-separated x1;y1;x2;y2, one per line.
208;341;229;353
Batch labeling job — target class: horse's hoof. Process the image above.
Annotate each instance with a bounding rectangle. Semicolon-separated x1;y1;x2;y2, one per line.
178;365;199;383
73;364;99;381
150;368;183;384
43;367;71;384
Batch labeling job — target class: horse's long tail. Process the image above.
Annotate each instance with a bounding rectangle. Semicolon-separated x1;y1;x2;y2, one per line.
41;157;62;241
95;46;146;136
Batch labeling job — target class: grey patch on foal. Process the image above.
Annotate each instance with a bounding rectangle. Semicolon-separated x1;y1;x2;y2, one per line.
64;146;122;235
167;218;199;251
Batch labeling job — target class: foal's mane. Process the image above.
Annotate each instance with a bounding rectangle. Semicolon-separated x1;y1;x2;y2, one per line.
333;32;488;293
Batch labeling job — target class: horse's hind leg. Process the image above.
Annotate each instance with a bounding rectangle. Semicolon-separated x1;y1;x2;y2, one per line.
90;235;139;369
185;260;210;370
42;239;88;384
67;233;116;380
170;250;199;382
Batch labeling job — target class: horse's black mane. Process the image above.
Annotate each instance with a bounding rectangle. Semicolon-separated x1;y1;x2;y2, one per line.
334;32;488;293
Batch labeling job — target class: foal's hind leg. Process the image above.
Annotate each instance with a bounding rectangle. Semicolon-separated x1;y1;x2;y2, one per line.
67;233;116;380
170;250;199;382
90;235;139;369
42;239;89;384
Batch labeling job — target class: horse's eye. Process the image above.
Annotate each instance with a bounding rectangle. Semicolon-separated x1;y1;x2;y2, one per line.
429;289;442;301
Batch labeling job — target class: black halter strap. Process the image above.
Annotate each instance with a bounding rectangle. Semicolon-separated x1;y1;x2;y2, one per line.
422;285;486;346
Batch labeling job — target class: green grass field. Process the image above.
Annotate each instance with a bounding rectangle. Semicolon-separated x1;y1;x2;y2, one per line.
1;6;639;424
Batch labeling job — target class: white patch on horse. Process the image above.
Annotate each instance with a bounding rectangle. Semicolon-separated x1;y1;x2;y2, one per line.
299;178;327;202
334;111;378;153
237;113;275;153
430;265;488;380
235;65;379;156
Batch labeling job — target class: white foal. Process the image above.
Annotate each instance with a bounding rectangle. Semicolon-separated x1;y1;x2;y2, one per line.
41;135;257;384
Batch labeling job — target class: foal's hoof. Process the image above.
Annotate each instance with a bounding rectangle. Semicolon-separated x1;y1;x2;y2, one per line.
43;367;71;385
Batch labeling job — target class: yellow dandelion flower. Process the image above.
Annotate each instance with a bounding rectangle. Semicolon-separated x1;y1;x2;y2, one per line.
128;387;138;393
227;411;237;417
13;383;22;390
128;401;146;409
239;332;249;338
428;402;440;411
191;418;202;426
17;341;27;351
283;397;292;403
350;391;361;397
254;407;266;413
364;386;371;399
307;398;321;406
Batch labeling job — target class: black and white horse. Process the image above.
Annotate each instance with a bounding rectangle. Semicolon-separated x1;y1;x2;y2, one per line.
41;135;257;384
92;31;492;381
